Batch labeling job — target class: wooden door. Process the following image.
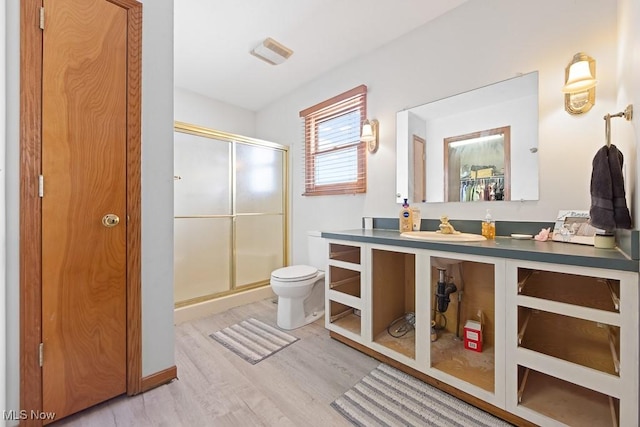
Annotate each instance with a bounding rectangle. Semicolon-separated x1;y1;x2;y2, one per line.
412;135;426;203
41;0;128;419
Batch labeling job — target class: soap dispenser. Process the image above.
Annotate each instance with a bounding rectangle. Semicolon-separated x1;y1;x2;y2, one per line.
482;209;495;239
399;199;413;232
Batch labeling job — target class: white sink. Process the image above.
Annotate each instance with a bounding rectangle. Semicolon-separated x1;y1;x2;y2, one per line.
401;231;487;242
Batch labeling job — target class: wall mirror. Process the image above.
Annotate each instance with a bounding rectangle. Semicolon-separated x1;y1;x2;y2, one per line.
396;71;539;204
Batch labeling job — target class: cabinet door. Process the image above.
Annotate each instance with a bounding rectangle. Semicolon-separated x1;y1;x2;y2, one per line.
505;260;638;427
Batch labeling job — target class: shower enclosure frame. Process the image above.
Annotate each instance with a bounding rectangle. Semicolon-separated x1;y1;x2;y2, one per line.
174;121;289;308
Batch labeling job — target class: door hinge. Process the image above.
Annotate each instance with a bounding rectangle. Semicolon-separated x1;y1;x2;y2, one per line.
38;175;44;197
39;7;45;30
39;343;44;367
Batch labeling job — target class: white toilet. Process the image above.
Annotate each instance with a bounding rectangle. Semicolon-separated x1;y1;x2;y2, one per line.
270;231;325;330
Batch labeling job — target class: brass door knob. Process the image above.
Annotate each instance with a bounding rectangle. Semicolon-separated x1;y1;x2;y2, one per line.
102;214;120;228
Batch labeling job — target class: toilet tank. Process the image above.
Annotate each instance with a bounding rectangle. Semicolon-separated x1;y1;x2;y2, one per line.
307;231;327;269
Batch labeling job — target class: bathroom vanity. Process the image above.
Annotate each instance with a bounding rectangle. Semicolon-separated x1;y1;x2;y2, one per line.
322;228;638;427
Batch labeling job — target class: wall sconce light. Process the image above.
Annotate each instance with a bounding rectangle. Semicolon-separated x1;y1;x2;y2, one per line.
361;119;379;153
562;52;597;115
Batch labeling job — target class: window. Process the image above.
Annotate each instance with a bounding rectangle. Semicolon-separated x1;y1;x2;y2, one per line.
300;85;367;195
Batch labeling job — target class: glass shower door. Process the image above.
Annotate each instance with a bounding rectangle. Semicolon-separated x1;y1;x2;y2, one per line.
173;123;288;307
174;130;232;305
235;143;285;287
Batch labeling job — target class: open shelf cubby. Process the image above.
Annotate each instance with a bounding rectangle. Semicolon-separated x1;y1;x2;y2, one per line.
329;243;361;264
517;268;620;312
430;259;495;392
517;366;619;426
517;307;620;376
328;265;360;298
371;249;416;360
329;300;361;336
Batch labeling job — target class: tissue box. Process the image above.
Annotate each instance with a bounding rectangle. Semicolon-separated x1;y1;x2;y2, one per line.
464;320;483;352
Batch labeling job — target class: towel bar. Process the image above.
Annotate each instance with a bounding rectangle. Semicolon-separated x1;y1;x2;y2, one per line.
604;104;633;147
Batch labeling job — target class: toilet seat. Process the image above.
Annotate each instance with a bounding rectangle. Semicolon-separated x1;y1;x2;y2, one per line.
271;265;318;282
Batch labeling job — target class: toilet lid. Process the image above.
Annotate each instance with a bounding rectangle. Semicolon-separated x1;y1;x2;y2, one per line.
271;265;318;281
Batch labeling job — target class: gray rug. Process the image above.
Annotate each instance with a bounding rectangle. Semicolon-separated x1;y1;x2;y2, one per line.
331;364;511;427
210;318;298;364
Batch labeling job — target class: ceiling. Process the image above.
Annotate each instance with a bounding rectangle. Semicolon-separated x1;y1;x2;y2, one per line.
174;1;469;112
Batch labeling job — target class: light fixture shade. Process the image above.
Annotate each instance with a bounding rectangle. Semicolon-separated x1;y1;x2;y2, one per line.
361;120;375;142
562;60;597;93
563;52;597;115
361;119;379;153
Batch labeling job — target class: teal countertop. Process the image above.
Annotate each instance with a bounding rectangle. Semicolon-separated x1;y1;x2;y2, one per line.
321;229;639;273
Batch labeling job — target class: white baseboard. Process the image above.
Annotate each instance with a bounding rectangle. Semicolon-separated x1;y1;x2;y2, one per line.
174;286;275;324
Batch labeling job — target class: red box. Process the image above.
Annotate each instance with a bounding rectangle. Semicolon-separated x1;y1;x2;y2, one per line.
464;320;483;352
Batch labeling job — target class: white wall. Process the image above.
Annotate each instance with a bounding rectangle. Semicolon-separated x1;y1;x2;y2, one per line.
256;0;625;265
139;0;175;378
4;0;176;413
5;1;19;418
619;0;640;219
175;87;256;136
1;0;6;423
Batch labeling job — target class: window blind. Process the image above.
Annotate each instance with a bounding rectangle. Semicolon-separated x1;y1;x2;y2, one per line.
299;85;367;196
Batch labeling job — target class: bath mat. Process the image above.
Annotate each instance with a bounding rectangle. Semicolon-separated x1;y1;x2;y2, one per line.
210;318;299;364
331;364;511;427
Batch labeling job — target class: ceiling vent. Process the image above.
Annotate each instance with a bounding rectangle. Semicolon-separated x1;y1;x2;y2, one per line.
250;37;293;65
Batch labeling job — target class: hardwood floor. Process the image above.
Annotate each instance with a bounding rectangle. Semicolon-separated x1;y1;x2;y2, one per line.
55;298;379;426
